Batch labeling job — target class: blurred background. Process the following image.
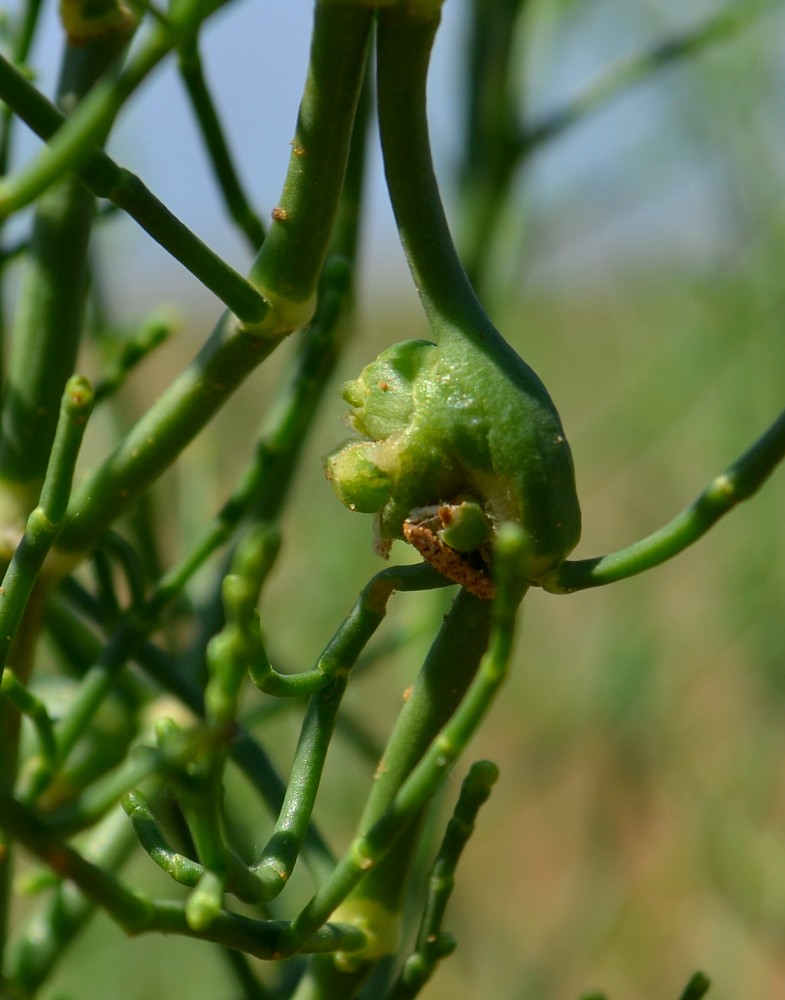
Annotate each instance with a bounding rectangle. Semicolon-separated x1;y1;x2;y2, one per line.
8;0;785;997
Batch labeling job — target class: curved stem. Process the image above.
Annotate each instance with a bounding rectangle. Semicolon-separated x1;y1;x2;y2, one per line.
0;786;368;960
281;527;528;969
0;0;224;219
53;0;373;559
0;377;93;675
252;563;452;900
376;2;498;353
48;583;337;884
544;405;785;593
0;54;268;324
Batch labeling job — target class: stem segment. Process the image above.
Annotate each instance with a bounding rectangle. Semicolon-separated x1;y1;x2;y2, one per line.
545;406;785;592
53;0;373;559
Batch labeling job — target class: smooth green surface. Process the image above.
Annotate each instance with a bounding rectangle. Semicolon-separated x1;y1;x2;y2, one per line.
0;1;782;999
325;3;581;584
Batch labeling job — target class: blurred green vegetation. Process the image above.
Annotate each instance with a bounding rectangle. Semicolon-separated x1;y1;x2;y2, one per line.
8;1;785;998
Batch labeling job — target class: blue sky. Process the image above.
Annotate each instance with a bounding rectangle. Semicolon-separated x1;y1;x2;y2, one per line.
10;0;785;324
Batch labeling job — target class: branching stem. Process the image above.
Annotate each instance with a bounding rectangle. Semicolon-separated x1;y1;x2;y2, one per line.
280;527;528;960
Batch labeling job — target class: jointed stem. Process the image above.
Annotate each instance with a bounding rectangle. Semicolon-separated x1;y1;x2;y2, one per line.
52;0;373;559
0;787;368;960
386;760;500;1000
545;405;785;592
0;378;94;675
281;528;528;965
177;31;265;252
252;563;452;900
0;0;227;219
0;54;269;325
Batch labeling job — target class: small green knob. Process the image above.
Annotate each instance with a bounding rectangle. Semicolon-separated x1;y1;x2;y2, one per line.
324;328;581;590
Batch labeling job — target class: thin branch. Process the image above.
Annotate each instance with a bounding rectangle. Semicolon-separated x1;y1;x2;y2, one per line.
385;760;500;1000
0;787;368;959
0;54;268;324
279;526;529;957
544;406;785;593
0;378;94;675
177;34;265;252
520;7;758;154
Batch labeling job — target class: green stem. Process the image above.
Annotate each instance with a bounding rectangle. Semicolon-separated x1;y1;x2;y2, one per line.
246;3;373;319
0;21;129;491
48;585;337;884
252;564;452;900
122;788;270;906
122;788;204;888
0;787;367;960
177;32;265;252
145;257;352;622
375;2;496;353
170;91;370;676
281;528;528;970
0;0;225;219
386;760;500;1000
53;0;373;559
545;406;785;592
0;378;94;675
0;54;268;324
55;316;278;559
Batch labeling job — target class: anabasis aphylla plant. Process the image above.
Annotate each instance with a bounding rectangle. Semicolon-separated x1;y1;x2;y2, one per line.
0;0;782;999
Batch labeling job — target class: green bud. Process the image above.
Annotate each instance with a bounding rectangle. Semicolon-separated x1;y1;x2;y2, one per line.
324;324;581;585
430;499;490;552
324;440;392;513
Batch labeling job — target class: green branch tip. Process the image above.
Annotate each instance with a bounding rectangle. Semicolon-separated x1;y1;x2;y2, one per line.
39;376;94;524
94;311;178;404
186;870;225;931
59;0;138;44
544;405;785;592
387;758;500;997
678;971;711;1000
